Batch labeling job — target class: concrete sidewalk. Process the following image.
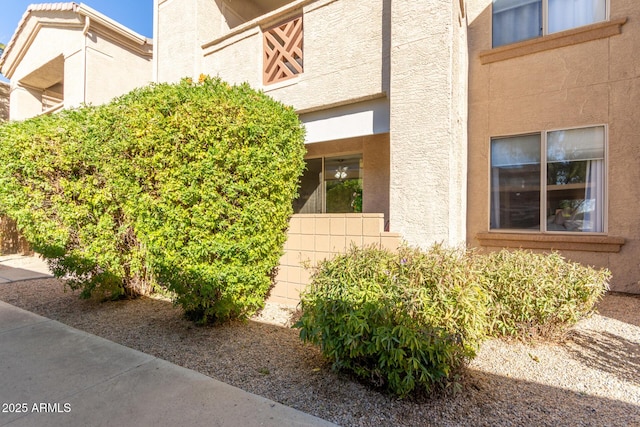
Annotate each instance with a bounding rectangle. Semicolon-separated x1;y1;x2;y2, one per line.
0;258;338;427
0;255;53;283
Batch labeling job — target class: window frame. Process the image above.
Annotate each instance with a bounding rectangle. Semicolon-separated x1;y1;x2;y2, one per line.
489;124;608;234
492;0;610;48
293;153;363;215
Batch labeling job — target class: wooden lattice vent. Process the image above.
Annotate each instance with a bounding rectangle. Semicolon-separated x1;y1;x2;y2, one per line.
263;15;303;85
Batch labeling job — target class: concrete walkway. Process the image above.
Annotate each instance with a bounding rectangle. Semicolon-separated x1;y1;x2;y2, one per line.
0;257;338;427
0;255;53;283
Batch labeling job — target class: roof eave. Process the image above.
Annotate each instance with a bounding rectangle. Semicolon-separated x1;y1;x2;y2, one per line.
0;2;152;78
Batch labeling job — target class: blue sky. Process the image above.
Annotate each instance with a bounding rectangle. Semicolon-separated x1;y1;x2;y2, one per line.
1;1;153;81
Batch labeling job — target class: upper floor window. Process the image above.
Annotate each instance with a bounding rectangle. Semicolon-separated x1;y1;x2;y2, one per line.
490;126;605;233
492;0;607;47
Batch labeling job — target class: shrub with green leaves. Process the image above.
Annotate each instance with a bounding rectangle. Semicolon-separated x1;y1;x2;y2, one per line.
475;249;610;339
295;244;488;398
0;108;139;299
0;76;306;322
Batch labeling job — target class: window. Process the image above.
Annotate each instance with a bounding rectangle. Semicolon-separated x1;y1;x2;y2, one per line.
490;126;605;233
492;0;607;47
293;154;363;214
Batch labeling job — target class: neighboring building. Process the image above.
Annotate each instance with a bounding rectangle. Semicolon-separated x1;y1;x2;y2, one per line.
0;2;152;121
154;0;640;303
0;82;9;121
466;0;639;294
0;2;153;256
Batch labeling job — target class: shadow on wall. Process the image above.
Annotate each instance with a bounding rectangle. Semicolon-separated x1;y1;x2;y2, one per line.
0;217;31;256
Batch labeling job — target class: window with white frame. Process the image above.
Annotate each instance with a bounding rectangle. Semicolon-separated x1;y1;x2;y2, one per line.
490;126;605;233
293;155;363;214
492;0;607;47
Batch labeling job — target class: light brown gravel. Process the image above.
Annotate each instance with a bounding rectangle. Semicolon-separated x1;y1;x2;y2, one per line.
1;279;638;427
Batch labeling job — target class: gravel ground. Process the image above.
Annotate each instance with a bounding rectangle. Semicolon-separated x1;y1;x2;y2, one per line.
1;278;638;426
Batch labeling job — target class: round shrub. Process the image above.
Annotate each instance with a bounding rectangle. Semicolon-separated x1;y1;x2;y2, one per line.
475;249;610;339
295;244;488;398
0;76;306;321
103;76;306;323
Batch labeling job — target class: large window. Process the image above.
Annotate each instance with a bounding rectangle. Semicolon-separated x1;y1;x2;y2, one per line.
293;154;363;214
493;0;607;47
490;126;605;233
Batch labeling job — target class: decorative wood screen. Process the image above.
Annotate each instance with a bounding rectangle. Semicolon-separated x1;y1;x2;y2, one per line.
263;15;303;85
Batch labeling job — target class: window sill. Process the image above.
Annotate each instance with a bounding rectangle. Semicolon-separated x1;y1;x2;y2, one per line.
479;18;627;65
476;232;625;253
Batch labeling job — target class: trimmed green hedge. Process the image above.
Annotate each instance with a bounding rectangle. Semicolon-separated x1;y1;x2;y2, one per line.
295;244;610;397
474;249;610;339
295;244;488;397
0;76;306;323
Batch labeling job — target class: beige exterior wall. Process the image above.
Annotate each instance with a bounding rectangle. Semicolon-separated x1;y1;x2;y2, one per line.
154;0;219;83
388;0;468;249
467;0;640;293
84;29;153;106
269;213;401;306
155;0;469;302
200;0;387;112
0;82;11;121
154;0;640;296
3;9;152;121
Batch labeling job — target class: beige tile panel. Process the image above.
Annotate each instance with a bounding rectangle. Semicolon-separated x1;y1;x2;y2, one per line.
299;216;315;235
315;216;330;235
329;235;347;253
314;235;331;253
329;216;346;235
346;216;363;236
288;216;301;234
363;215;384;236
274;214;402;303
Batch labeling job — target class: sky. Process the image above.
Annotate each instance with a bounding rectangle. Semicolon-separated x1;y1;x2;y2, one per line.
0;0;153;81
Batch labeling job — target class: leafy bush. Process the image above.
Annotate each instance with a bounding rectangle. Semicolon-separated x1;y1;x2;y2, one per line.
295;244;488;398
0;108;139;299
0;76;306;322
475;249;610;339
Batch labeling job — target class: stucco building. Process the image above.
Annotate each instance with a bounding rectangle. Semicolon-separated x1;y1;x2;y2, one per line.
467;0;639;294
153;0;640;303
0;2;152;121
0;82;9;121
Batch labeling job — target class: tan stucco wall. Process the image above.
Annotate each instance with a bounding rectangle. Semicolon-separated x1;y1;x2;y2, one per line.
181;0;466;249
467;0;640;293
388;0;468;249
84;30;152;106
6;11;152;120
9;85;44;119
8;24;82;120
0;82;10;121
200;0;387;113
155;0;219;83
